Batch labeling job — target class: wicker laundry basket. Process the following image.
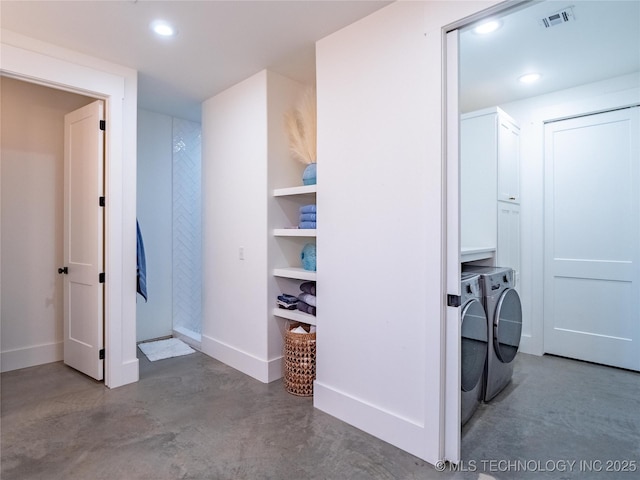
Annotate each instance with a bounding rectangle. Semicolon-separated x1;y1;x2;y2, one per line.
283;323;316;396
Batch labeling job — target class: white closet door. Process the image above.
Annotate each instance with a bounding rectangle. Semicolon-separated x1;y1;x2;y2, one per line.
544;106;639;371
63;100;105;380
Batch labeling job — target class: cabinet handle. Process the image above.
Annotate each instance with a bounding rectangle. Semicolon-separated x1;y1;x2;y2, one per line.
509;196;516;200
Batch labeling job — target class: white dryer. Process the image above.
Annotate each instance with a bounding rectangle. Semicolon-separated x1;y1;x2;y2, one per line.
460;272;488;425
462;265;522;402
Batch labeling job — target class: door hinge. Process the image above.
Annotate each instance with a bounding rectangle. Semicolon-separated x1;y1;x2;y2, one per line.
99;349;105;360
99;272;105;283
99;196;105;207
447;294;462;308
99;120;106;131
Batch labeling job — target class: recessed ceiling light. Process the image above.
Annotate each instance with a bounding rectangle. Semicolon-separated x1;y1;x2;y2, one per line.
518;73;542;84
473;20;502;35
151;20;176;37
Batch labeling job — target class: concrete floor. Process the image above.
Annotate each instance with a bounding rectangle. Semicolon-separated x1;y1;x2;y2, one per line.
1;351;638;479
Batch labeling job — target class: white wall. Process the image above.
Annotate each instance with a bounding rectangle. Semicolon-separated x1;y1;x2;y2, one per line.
136;109;173;341
202;70;304;382
172;117;202;338
498;72;640;356
0;77;94;371
1;29;139;388
313;0;498;464
202;71;269;379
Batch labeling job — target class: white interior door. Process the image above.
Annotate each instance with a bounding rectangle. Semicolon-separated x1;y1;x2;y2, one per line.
62;100;105;380
544;106;640;371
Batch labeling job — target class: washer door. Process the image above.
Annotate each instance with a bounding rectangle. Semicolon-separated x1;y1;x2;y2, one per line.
461;299;488;392
494;288;522;363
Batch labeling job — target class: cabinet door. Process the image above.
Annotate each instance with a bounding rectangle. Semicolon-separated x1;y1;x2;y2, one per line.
497;117;520;203
497;201;520;282
461;113;498;250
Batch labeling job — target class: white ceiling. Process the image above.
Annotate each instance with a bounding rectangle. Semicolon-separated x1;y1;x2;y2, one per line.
460;0;640;112
0;0;391;121
1;1;639;121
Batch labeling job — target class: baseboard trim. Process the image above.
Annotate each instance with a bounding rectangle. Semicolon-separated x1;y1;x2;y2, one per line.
1;341;63;373
107;358;140;389
201;334;282;384
313;380;434;463
172;328;202;352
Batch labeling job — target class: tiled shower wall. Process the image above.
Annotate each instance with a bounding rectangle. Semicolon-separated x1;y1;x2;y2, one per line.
172;118;202;336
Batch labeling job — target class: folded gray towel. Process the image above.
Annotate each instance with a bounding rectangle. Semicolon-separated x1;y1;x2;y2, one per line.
300;281;316;295
298;292;316;307
297;301;316;316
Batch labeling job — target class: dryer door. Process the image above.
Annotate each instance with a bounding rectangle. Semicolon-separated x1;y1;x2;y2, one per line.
494;288;522;363
461;299;488;392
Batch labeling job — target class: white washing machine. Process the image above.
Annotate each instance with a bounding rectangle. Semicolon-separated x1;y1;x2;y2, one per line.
460;272;488;425
462;266;522;402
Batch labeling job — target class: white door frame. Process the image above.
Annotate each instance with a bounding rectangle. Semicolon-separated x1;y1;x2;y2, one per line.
0;39;139;388
443;28;461;464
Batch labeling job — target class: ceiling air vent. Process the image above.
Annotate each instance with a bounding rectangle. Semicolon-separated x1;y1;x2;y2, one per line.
539;6;575;28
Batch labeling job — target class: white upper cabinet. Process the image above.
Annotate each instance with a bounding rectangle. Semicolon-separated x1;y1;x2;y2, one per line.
497;114;521;204
461;107;521;263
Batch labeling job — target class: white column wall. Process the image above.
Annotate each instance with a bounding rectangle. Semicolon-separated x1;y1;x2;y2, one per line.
202;70;305;382
202;71;270;380
313;0;497;463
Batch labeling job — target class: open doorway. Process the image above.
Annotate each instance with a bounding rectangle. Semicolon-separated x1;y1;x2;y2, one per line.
446;0;640;464
457;0;640;365
136;110;203;351
1;38;139;388
0;77;98;374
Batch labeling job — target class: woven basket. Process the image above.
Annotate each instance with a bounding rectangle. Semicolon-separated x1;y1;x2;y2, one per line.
283;323;316;396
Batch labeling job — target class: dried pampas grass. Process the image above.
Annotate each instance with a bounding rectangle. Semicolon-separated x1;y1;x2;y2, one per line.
284;87;317;165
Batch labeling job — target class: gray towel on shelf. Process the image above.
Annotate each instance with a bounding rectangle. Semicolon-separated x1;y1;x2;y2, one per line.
297;301;316;316
298;292;316;307
300;281;316;296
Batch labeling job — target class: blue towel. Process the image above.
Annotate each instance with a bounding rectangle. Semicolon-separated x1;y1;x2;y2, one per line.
299;213;316;222
300;204;316;214
137;220;148;302
299;221;316;229
301;243;316;271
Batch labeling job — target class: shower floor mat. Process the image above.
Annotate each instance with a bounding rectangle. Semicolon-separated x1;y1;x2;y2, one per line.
138;337;195;362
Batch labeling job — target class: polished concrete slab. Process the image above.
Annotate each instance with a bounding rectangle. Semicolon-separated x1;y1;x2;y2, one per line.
1;351;638;479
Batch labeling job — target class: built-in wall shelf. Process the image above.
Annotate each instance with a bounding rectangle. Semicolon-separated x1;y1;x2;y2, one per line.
272;307;316;325
273;185;317;197
273;267;317;281
273;228;316;237
461;246;496;263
